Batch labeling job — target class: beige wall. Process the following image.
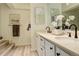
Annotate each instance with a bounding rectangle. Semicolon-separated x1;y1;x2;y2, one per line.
0;4;31;46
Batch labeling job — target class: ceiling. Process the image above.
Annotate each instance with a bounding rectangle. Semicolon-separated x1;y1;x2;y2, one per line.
6;3;31;10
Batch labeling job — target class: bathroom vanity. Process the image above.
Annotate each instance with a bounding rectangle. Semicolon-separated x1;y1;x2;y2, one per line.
36;32;79;56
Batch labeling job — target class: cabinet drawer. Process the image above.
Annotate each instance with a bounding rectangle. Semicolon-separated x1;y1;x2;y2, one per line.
40;46;45;56
45;47;55;56
56;47;70;56
40;37;45;46
45;40;54;49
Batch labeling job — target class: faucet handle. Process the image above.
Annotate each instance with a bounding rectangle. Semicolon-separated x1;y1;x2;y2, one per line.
69;33;71;37
45;26;52;33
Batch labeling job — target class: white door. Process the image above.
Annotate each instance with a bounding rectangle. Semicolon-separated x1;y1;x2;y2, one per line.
31;4;47;50
19;10;31;45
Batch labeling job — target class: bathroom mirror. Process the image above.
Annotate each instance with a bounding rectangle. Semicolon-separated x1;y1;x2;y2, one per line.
63;6;79;30
34;7;45;25
49;8;62;29
50;8;60;22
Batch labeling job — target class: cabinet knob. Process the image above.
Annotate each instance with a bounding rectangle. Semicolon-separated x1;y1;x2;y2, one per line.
56;53;60;56
69;33;71;37
50;47;53;49
41;48;43;50
40;39;43;41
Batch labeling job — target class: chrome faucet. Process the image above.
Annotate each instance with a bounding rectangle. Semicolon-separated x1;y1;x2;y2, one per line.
46;26;52;33
69;24;78;38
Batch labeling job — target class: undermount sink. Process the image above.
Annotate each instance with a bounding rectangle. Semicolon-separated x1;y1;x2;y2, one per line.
52;29;65;36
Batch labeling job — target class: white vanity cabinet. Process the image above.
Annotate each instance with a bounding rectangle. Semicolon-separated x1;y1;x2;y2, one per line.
36;34;70;56
56;47;70;56
39;36;55;56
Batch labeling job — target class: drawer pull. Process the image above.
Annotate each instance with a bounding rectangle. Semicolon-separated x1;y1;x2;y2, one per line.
50;47;53;49
40;39;43;41
41;48;43;50
56;53;60;56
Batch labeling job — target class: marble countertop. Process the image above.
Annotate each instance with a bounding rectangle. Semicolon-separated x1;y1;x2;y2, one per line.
37;32;79;56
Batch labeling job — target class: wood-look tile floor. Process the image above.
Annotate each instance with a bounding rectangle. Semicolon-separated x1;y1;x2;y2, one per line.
5;45;38;56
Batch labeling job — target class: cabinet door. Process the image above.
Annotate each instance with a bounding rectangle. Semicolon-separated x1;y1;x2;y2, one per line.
45;40;55;56
40;36;45;47
40;46;45;56
56;47;70;56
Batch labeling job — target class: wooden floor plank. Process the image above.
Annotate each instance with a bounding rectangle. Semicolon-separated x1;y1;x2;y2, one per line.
27;45;31;56
0;45;9;55
0;45;38;56
1;44;14;56
6;47;17;56
23;46;28;56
